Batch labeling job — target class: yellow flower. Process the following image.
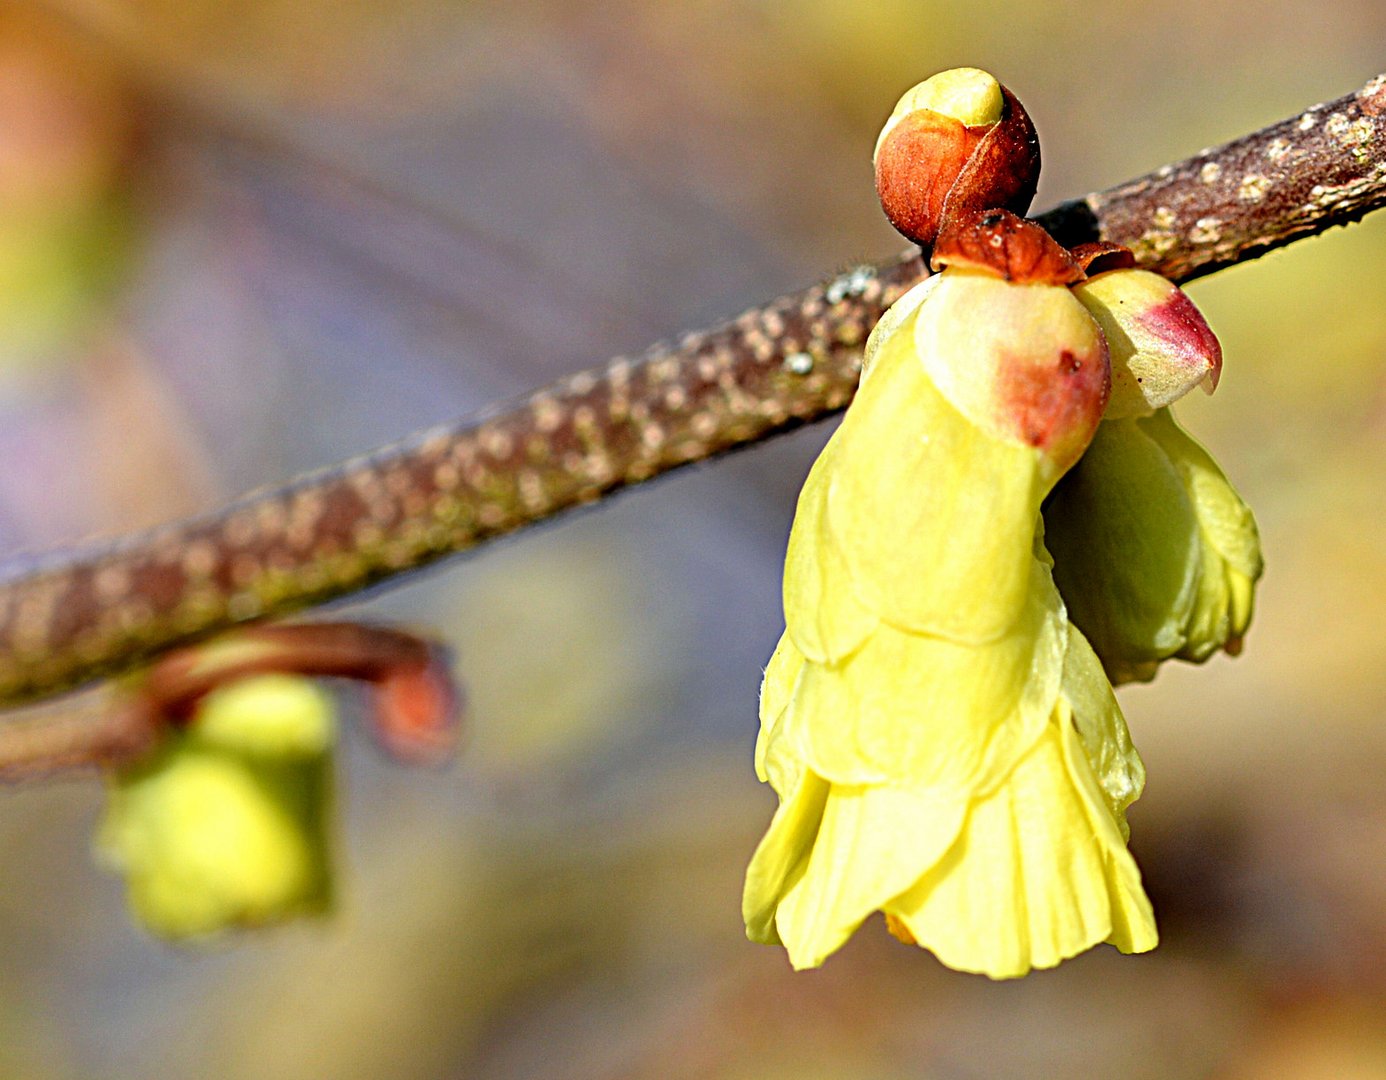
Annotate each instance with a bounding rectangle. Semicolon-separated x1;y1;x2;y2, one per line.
95;674;336;939
743;257;1158;978
1045;267;1259;683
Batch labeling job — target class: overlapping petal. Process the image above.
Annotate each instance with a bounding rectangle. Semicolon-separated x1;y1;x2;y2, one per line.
884;649;1156;977
1072;269;1222;419
1045;408;1262;682
745;605;1157;979
805;287;1077;650
778;555;1064;790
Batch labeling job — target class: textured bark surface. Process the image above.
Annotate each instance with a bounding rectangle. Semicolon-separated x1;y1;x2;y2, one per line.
1053;72;1386;281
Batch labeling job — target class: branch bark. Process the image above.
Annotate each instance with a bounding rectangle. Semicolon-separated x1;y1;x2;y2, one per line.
1;72;1384;716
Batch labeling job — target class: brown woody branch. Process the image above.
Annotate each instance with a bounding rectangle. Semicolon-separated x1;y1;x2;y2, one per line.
0;73;1384;743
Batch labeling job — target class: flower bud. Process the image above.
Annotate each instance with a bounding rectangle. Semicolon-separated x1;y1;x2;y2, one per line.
95;674;336;939
873;67;1004;159
1043;410;1261;684
1071;269;1222;419
874;68;1040;248
190;674;334;757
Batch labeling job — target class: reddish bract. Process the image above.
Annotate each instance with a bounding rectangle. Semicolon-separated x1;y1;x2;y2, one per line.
932;209;1085;285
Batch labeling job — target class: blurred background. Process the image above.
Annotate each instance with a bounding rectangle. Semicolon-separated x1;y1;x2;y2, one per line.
0;1;1385;1077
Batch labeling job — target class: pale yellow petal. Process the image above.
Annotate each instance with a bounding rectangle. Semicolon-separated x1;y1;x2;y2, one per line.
742;769;830;945
755;632;808;796
755;632;806;784
1139;408;1262;579
1179;534;1235;662
758;632;803;731
773;781;967;970
1045;416;1201;664
1140;408;1261;661
914;273;1109;479
1072;270;1221;419
888;719;1156;979
782;434;879;664
827;302;1049;644
1228;568;1256;640
1058;624;1146;831
779;556;1065;789
860;274;939;383
760;738;808;806
1054;710;1157;958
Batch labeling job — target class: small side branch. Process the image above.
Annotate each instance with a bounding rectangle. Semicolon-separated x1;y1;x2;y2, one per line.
1050;72;1386;280
0;73;1384;712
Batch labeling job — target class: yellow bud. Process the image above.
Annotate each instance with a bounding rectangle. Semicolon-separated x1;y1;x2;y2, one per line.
873;67;1004;163
191;673;335;758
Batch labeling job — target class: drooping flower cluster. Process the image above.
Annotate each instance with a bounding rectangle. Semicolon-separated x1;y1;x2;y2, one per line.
743;69;1261;978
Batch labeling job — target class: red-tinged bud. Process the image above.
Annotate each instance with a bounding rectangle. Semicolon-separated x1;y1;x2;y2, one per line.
1071;269;1222;419
875;109;989;247
874;68;1040;250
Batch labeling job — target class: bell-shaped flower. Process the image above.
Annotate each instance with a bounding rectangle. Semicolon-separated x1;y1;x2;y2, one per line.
743;217;1159;977
877;623;1154;976
1046;408;1262;684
